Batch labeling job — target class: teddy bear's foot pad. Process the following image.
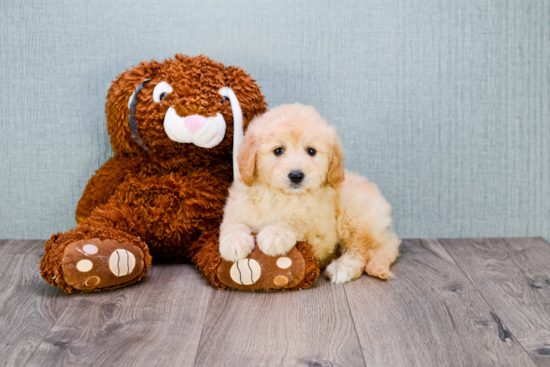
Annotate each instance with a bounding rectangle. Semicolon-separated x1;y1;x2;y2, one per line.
217;245;306;291
62;238;144;291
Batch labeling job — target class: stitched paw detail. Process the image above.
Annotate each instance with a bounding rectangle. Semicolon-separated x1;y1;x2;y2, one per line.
230;258;262;285
109;249;136;277
62;238;144;291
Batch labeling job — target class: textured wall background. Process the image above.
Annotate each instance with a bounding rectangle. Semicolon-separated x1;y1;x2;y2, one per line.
1;0;548;240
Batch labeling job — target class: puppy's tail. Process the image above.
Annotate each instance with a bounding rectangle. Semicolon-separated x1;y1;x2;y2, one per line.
219;87;244;182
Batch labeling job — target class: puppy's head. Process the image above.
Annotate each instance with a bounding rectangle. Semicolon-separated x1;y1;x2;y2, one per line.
238;104;344;193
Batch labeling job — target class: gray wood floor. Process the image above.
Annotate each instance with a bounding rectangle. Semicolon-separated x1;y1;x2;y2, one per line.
1;238;549;367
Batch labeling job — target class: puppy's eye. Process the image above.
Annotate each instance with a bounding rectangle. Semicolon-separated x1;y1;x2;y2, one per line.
274;147;284;156
220;96;230;105
307;148;317;156
153;81;173;102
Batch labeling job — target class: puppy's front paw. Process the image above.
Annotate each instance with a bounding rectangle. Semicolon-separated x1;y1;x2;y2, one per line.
257;224;297;257
324;254;365;284
219;231;255;262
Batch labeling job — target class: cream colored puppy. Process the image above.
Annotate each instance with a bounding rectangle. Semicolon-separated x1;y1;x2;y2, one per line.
219;104;401;283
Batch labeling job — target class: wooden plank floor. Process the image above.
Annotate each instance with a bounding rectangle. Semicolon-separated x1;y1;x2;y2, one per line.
0;238;549;367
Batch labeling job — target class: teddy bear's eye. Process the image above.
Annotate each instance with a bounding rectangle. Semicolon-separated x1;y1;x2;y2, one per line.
220;96;230;105
307;148;316;156
274;147;284;156
153;81;173;103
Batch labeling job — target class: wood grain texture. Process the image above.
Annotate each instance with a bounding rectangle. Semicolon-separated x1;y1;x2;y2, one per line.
0;240;71;367
440;237;550;367
25;262;213;367
2;239;550;367
0;239;47;255
194;277;365;367
344;239;536;367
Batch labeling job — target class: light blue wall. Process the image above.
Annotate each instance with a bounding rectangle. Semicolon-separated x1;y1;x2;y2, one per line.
1;0;548;240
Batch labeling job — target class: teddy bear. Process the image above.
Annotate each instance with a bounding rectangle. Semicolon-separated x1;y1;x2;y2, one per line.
40;54;320;293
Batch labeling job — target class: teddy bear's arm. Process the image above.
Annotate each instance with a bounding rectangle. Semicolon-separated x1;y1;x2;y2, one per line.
75;154;143;224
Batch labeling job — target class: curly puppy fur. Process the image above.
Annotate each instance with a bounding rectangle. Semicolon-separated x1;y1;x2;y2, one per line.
40;54;267;292
220;104;401;283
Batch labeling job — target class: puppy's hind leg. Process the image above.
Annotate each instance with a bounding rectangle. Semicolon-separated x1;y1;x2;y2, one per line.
334;172;401;281
327;227;399;282
365;230;400;280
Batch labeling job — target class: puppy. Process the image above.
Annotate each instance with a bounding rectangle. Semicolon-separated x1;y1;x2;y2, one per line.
219;104;400;283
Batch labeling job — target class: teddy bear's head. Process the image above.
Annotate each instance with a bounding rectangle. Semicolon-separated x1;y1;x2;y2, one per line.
105;54;267;163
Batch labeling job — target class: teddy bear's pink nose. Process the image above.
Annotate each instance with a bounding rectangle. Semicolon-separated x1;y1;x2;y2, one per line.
184;115;206;133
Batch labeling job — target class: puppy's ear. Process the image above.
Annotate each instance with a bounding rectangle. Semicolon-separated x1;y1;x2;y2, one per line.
327;132;345;188
238;134;258;186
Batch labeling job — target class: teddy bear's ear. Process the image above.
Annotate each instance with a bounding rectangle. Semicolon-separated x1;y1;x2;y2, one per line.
224;66;267;131
105;60;160;154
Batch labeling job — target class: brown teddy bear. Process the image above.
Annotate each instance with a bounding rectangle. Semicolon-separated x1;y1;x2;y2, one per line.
40;54;320;293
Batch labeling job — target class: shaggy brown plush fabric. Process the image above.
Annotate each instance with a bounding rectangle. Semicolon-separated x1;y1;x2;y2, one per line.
40;54;320;293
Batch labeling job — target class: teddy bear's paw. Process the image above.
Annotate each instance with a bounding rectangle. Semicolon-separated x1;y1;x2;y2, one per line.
257;225;297;257
217;244;309;290
61;238;145;291
219;230;255;262
324;254;366;284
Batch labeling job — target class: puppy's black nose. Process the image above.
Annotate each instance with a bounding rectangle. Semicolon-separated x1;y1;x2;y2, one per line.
288;171;305;184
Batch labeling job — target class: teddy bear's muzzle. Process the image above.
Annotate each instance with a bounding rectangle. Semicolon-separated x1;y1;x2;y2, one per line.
163;107;227;149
